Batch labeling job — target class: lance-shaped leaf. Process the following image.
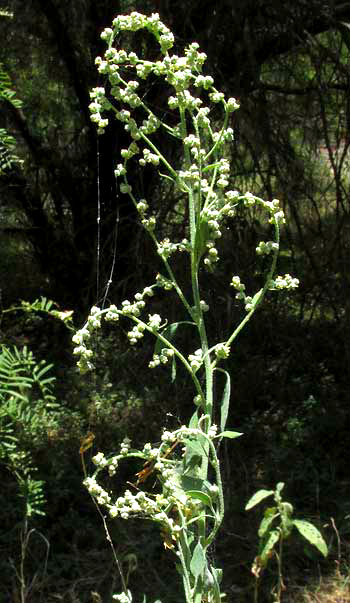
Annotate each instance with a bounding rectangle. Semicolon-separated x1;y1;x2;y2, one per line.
293;520;328;557
245;489;274;511
215;368;231;433
190;542;207;578
258;507;278;538
186;490;213;508
259;529;280;563
215;430;242;440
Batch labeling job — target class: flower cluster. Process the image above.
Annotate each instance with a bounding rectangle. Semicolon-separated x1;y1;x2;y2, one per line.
148;313;163;330
215;343;230;360
269;274;300;290
139;148;160;167
109;489;167;520
72;306;102;371
84;476;111;506
86;425;215;526
89;87;110;133
156;273;174;290
157;237;190;259
149;347;174;368
92;452;108;468
88;10;249;284
188;349;203;372
256;240;279;255
120;436;132;455
230;276;254;312
113;12;175;54
73;283;159;370
127;322;146;345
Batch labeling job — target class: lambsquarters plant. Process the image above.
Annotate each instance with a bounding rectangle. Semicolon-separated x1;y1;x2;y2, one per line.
73;11;324;603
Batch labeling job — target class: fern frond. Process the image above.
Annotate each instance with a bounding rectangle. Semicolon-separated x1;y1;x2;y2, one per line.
0;63;22;173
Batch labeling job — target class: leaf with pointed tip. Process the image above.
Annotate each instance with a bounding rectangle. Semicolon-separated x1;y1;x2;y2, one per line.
186;490;213;507
180;474;211;495
215;430;242;439
245;489;274;510
215;368;231;433
189;410;199;428
293;520;328;557
259;529;280;562
252;288;263;307
190;542;206;578
258;507;278;538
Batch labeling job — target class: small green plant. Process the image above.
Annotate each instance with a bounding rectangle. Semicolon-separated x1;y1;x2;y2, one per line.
73;11;302;603
1;295;75;329
246;482;328;603
0;48;22;174
0;344;58;602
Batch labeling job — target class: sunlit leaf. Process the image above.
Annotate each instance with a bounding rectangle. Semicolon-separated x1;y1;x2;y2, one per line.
258;507;278;538
186;490;213;507
259;529;280;562
245;489;274;510
251;288;263;306
190;542;206;578
215;430;242;440
293;519;328;557
215;368;231;433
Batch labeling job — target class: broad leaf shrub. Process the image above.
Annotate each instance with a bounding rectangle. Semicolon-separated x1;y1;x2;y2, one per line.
246;482;327;603
72;11;323;603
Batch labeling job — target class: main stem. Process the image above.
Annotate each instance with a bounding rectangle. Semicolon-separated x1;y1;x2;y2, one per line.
179;104;213;477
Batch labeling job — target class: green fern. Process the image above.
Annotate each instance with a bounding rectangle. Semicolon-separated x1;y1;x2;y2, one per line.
0;63;22;174
4;297;75;330
0;64;22;109
0;345;57;517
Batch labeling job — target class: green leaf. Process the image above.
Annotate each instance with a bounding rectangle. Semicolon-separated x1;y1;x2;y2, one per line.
258;507;278;538
251;288;263;306
259;529;280;562
281;502;293;517
215;368;230;433
0;389;29;402
211;567;222;585
182;436;206;475
189;410;199;428
190;542;207;578
186;490;213;507
276;482;285;494
207;567;221;603
180;474;211;495
293;520;328;557
171;355;177;382
245;489;274;510
215;430;242;439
